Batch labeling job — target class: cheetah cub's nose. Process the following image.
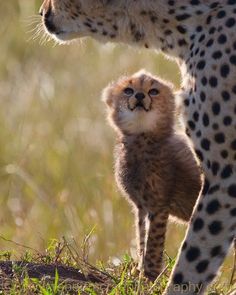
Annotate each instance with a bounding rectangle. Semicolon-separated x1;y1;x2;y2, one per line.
135;92;145;100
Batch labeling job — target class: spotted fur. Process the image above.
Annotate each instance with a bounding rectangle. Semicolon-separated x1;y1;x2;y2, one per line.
40;1;236;293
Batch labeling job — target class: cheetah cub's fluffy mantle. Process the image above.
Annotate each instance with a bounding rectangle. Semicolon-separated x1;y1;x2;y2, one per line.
102;71;202;281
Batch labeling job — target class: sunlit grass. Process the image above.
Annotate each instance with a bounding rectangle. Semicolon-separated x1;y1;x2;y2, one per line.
0;240;234;295
0;0;182;262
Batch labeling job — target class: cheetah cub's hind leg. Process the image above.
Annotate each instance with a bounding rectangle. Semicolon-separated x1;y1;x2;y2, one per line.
102;70;202;281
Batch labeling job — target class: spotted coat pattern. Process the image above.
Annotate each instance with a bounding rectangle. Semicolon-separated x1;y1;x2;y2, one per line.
40;0;236;293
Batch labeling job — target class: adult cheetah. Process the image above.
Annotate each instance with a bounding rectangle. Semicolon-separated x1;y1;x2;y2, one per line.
103;70;202;281
40;1;236;294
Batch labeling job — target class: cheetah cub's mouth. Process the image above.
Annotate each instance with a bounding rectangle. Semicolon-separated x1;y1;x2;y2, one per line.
128;97;151;112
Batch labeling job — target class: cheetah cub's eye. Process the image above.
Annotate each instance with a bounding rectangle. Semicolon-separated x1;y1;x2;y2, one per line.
148;88;159;96
123;87;134;96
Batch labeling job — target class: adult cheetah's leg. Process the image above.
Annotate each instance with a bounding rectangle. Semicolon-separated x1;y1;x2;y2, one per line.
135;207;147;270
144;209;169;281
165;175;236;295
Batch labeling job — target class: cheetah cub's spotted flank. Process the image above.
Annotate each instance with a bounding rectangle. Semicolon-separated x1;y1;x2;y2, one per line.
102;71;202;281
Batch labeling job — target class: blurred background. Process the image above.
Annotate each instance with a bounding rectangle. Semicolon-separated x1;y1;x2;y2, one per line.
0;0;232;283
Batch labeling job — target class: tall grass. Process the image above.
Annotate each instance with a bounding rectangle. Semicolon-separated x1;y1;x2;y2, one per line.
0;1;233;289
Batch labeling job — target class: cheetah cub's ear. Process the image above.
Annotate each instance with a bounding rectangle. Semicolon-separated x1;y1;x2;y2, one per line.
102;75;128;107
102;82;114;108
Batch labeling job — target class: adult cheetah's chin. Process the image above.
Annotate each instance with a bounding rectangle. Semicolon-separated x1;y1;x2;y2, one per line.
50;31;81;43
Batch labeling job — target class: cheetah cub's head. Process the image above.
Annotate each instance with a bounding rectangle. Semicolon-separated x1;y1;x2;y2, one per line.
102;71;175;135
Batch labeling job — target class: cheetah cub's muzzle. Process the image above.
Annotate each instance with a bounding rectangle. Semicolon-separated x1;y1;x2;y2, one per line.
125;88;153;112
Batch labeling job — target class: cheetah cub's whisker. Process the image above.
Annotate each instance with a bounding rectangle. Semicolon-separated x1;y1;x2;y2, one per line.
102;70;203;281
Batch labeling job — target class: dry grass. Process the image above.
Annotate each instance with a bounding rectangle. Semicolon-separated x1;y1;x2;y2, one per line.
0;238;234;295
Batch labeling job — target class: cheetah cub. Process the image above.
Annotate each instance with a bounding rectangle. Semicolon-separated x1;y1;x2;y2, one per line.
102;71;202;281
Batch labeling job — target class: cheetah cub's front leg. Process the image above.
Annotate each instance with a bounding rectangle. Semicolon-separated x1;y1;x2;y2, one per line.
135;206;147;269
102;70;202;281
136;204;169;279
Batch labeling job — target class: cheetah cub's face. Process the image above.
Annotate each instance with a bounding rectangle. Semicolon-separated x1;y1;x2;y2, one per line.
102;71;175;135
